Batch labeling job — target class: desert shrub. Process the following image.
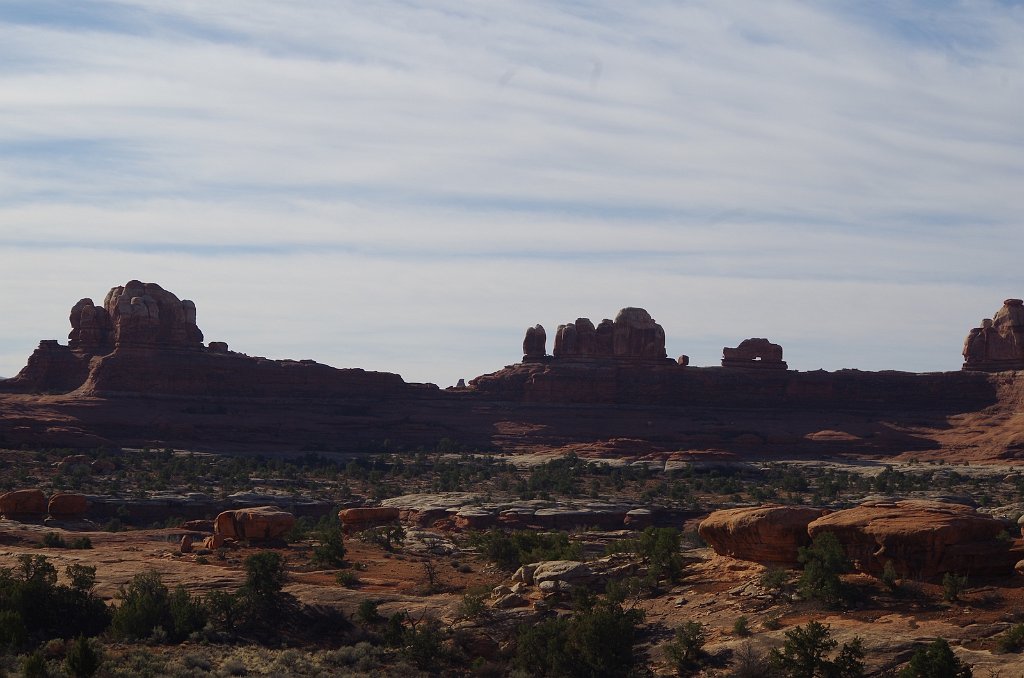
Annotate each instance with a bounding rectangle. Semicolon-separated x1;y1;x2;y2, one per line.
731;641;773;678
68;537;93;550
607;527;685;583
942;572;967;603
759;567;790;591
41;532;66;548
997;622;1024;653
881;561;899;592
204;589;239;633
65;635;102;678
769;621;865;678
471;530;582;571
459;586;489;619
0;555;109;648
403;618;446;671
733;615;751;637
312;523;346;568
22;651;48;678
514;599;644;677
336;570;359;587
356;600;383;625
897;638;971;677
358;525;406;552
798;532;850;607
666;620;708;674
167;586;207;642
110;572;172;641
242;551;286;599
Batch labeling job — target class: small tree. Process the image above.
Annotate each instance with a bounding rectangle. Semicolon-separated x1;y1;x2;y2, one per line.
666;620;707;674
897;638;972;678
881;561;899;592
312;524;346;568
242;551;286;599
942;572;967;603
798;532;849;607
769;621;865;678
65;635;102;678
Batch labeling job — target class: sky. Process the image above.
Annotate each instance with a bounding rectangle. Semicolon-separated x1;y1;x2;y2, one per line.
1;1;1023;385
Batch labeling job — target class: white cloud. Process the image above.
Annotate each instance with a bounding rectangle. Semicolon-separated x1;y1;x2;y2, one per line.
0;1;1022;385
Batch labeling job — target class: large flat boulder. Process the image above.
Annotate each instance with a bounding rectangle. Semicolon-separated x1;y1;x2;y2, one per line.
807;499;1024;579
48;492;89;518
338;507;400;533
0;489;48;518
699;505;826;565
214;506;295;541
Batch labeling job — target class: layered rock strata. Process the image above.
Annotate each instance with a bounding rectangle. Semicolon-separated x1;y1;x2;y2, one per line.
523;307;668;361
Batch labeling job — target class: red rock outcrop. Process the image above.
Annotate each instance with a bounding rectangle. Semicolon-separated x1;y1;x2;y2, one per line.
807;499;1024;579
699;505;826;565
214;506;295;541
338;507;401;534
47;492;89;519
963;299;1024;371
545;308;667;360
523;325;546;360
0;489;48;518
722;338;788;370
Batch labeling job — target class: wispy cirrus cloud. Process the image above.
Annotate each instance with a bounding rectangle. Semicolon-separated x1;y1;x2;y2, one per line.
1;1;1022;383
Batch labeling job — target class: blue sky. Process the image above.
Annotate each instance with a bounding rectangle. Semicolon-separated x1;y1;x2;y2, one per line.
1;1;1023;384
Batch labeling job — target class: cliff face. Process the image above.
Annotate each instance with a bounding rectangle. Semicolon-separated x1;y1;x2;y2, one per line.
0;289;1020;461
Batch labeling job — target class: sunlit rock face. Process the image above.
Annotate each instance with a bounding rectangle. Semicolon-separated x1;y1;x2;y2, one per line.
963;298;1024;371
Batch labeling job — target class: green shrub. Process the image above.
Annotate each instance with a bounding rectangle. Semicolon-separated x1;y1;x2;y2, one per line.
942;572;967;603
798;532;850;607
336;570;359;588
65;635;102;677
997;623;1024;653
41;532;66;548
22;650;48;678
667;620;707;673
110;572;172;641
733;615;751;637
312;524;346;568
881;561;899;592
607;527;685;583
471;530;581;571
356;600;383;625
514;599;644;677
242;551;286;599
759;567;790;591
897;638;971;677
68;537;93;550
769;621;865;678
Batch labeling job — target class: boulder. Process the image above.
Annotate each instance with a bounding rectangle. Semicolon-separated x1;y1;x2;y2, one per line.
180;534;193;554
453;508;497;530
180;519;214;532
807;499;1024;579
699;505;826;565
203;534;226;550
532;560;593;586
214;506;295;541
338;507;400;533
624;508;655;529
0;489;48;518
47;492;89;518
57;454;93;473
493;592;528;609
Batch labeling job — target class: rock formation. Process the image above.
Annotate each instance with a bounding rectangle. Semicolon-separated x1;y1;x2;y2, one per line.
47;492;89;519
523;325;546;360
0;489;47;518
722;338;788;370
807;499;1024;579
338;507;401;534
963;299;1024;371
70;281;203;352
213;506;296;542
699;505;826;565
533;307;667;361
